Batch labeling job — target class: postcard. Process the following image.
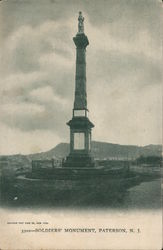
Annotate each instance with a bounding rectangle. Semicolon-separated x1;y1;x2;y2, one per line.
0;0;162;249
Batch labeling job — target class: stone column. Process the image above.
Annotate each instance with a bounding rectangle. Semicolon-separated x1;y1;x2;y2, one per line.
73;33;89;110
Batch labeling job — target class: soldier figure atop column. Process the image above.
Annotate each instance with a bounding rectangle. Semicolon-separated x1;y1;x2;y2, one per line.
78;11;84;34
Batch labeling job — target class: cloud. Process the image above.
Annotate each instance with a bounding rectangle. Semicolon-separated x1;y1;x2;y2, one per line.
0;79;71;134
0;20;74;75
89;81;162;146
0;122;62;155
1;0;160;41
0;20;75;136
0;0;162;154
87;50;161;92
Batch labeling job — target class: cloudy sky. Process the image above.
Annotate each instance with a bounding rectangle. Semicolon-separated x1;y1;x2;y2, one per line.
0;0;162;155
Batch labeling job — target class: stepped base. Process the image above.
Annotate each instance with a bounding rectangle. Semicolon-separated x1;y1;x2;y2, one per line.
63;153;95;168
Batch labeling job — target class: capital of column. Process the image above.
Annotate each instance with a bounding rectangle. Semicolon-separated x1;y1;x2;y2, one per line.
73;33;89;49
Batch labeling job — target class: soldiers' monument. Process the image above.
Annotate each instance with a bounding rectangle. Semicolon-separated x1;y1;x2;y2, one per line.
64;12;95;168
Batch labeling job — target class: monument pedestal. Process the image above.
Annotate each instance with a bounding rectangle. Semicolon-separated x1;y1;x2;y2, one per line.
63;153;95;168
64;115;94;168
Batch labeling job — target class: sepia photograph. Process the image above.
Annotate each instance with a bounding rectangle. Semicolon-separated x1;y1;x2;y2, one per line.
0;0;162;249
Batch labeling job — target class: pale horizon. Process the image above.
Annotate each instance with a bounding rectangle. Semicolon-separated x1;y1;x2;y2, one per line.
0;139;161;156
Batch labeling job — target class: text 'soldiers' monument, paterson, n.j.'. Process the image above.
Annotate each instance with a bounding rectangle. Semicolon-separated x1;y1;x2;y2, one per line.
64;12;95;168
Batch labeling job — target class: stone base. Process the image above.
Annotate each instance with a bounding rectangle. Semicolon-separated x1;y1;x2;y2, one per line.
27;165;130;180
63;153;95;168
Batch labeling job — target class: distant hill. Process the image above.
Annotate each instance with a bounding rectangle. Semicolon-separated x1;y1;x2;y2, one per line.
38;141;161;160
91;141;162;159
0;141;162;169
